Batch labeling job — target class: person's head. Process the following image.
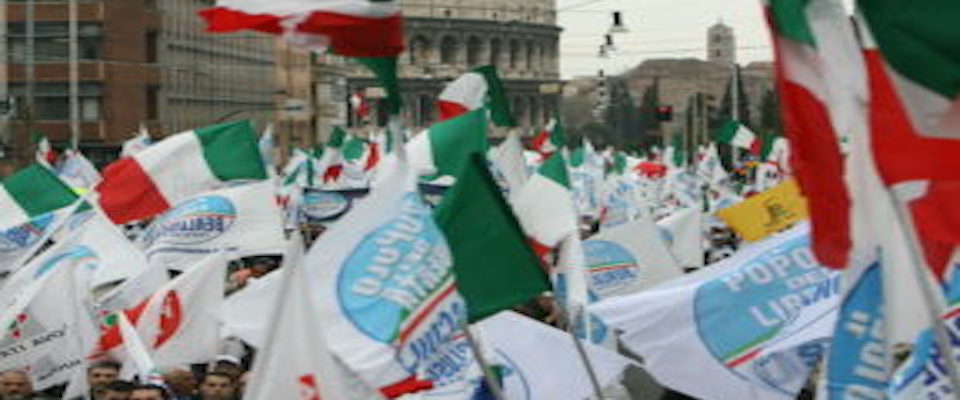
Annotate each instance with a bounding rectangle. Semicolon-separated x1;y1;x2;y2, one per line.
0;369;32;399
209;355;243;379
130;384;169;400
161;368;197;396
199;372;236;400
87;360;121;391
237;372;251;397
100;380;135;400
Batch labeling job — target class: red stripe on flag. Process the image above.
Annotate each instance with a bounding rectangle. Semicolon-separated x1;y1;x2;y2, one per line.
96;158;171;224
365;142;381;171
198;8;404;58
323;164;343;183
437;101;470;122
771;37;851;269
379;376;434;399
295;11;404;58
397;283;458;345
198;7;284;34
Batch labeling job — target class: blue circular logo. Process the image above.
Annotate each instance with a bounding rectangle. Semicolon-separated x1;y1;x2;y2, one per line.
692;235;836;394
583;240;642;298
301;191;351;221
0;214;54;253
143;196;236;246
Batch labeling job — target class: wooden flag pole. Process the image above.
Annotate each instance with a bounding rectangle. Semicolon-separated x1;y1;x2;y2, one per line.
459;320;507;400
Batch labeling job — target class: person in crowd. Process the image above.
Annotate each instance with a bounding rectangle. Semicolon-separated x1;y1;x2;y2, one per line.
0;369;50;400
128;385;169;400
197;372;236;400
100;381;135;400
236;372;250;399
75;360;120;400
160;369;196;400
208;356;243;381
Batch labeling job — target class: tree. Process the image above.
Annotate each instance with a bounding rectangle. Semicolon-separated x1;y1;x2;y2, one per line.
637;77;662;140
603;77;642;147
759;88;782;135
713;64;751;132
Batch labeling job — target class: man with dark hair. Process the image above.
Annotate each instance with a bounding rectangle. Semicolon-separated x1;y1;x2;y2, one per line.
100;380;135;400
197;372;236;400
87;360;121;399
129;385;168;400
160;369;196;400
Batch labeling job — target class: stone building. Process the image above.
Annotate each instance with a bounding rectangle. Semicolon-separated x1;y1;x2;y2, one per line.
345;0;563;134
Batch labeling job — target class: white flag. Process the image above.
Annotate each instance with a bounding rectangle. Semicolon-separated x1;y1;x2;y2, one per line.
139;181;285;271
57;149;102;189
243;233;377;400
476;311;636;400
487;130;529;198
305;160;483;398
584;215;682;300
95;253;226;369
657;207;704;269
589;225;841;400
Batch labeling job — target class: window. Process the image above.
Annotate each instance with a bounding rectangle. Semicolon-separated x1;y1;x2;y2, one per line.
466;37;482;66
146;85;159;120
7;22;103;62
440;36;459;64
9;82;103;121
146;31;159;63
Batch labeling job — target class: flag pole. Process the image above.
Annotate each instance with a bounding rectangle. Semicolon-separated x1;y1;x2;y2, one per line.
889;188;960;393
458;321;507;400
557;302;606;400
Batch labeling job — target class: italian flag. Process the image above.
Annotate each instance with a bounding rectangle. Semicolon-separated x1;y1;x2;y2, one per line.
859;0;960;279
511;152;579;258
716;120;761;153
199;0;404;114
318;127;348;183
437;66;515;126
342;134;380;171
199;0;403;58
763;0;854;268
96;121;267;224
0;165;78;230
532;118;566;157
407;108;489;178
434;153;550;323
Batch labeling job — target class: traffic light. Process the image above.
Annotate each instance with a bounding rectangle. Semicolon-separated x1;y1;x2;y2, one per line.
656;105;673;122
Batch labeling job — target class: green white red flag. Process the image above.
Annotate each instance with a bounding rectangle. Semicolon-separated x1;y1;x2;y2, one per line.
437;66;515;126
0;164;78;230
95;120;267;224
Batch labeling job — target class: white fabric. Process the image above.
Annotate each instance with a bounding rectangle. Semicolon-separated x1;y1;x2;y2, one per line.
476;311;636;400
584;216;682;299
134;131;221;207
138;181;285;271
58;150;102;189
438;72;488;111
657;207;704;269
0;210;150;305
243;233;378;400
405;128;438;177
487;130;529;199
129;253;227;368
305;160;483;397
214;0;400;18
590;225;841;400
512;172;579;249
0;185;31;231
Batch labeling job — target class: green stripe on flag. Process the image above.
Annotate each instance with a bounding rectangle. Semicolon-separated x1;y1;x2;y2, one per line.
538;152;570;188
859;0;960;99
435;153;550;323
342;135;367;161
769;0;817;47
428;108;489;178
474;65;516;127
356;57;402;115
328;127;347;148
195;120;268;181
3;164;78;217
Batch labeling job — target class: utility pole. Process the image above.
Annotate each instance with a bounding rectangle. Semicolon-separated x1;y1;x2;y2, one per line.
68;0;80;150
0;0;8;158
731;62;739;122
23;0;34;165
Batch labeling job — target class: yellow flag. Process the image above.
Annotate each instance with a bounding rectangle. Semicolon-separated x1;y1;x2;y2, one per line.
716;179;808;242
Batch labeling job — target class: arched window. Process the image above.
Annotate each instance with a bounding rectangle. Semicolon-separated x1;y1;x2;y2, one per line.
440;36;460;65
489;39;502;68
526;41;535;70
466;37;483;66
409;36;431;66
509;39;520;69
529;98;540;127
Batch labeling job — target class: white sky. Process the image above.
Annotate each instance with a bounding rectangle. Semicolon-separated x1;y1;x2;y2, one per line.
557;0;856;79
557;0;774;79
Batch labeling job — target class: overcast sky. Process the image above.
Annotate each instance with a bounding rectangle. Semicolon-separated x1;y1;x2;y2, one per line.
556;0;857;79
556;0;774;79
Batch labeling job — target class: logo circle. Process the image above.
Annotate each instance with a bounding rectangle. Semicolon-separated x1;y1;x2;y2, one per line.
301;191;350;221
143;196;236;246
583;240;642;298
0;214;54;253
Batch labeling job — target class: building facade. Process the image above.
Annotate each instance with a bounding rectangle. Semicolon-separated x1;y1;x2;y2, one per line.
345;0;562;135
0;0;348;171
